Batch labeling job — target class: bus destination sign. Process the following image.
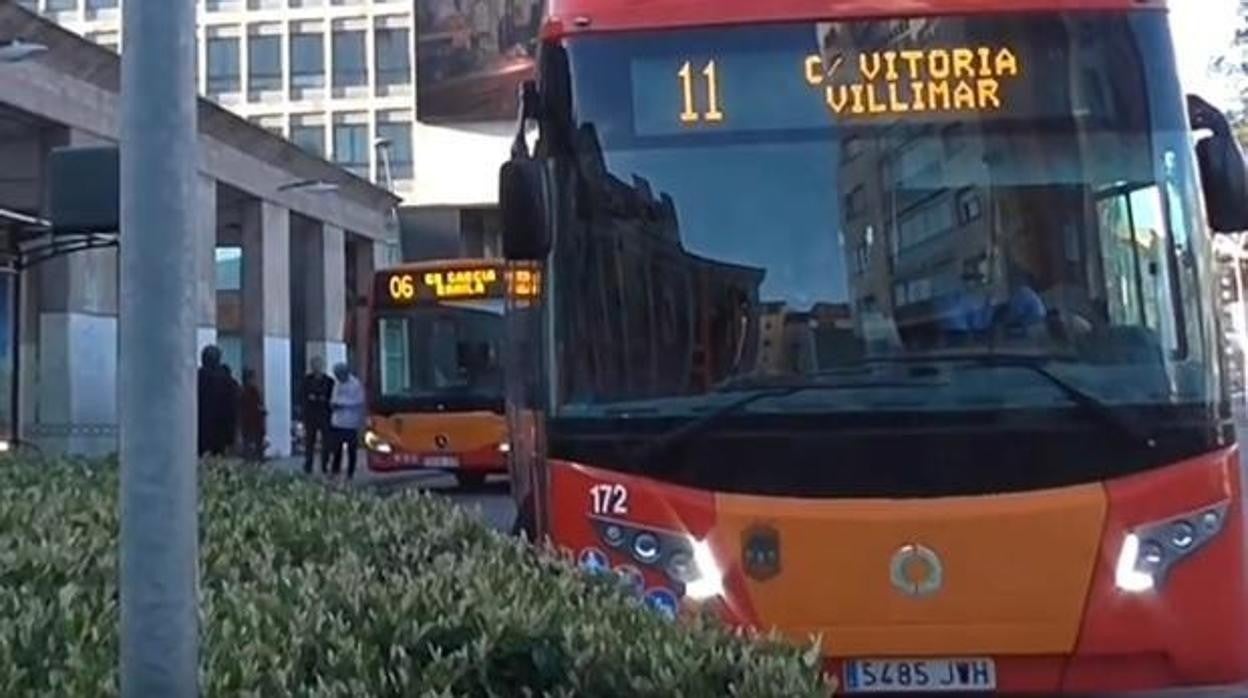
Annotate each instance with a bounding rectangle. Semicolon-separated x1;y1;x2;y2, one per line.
377;264;541;307
630;36;1031;136
381;266;505;306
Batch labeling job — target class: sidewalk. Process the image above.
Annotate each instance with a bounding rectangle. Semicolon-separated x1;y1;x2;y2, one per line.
267;451;447;493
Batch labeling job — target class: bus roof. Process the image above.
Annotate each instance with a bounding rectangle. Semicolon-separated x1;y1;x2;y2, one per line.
545;0;1166;36
378;258;505;276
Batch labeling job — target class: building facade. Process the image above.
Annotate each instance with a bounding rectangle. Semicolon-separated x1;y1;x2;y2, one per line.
19;0;532;261
0;3;400;456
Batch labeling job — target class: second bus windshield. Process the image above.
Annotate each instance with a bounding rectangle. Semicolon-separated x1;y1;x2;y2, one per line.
376;300;505;404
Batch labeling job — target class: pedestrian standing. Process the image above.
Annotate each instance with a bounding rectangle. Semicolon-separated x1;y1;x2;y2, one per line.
299;356;335;475
197;345;239;457
239;368;267;462
328;363;366;481
220;364;240;455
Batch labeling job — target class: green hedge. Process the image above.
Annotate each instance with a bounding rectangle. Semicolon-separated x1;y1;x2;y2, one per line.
0;459;832;696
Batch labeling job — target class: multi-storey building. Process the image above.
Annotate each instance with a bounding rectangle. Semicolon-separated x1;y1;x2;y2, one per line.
21;0;537;260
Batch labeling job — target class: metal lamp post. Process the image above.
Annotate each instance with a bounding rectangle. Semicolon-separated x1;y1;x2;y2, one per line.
373;137;400;268
119;0;200;695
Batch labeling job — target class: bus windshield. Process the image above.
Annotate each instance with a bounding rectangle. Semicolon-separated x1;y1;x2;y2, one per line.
545;10;1225;496
374;300;505;413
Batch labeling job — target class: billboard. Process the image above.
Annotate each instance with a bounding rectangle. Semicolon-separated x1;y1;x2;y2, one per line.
416;0;543;123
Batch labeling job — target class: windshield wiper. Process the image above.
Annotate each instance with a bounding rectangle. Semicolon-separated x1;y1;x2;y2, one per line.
859;354;1158;450
631;379;932;465
631;354;1156;467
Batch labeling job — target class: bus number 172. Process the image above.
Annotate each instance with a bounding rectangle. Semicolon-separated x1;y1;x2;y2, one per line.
590;484;629;516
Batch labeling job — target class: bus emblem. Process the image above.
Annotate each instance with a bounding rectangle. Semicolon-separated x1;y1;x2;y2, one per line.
890;544;943;597
742;525;781;581
434;434;450;450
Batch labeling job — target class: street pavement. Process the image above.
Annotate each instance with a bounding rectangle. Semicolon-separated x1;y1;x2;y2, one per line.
269;453;516;532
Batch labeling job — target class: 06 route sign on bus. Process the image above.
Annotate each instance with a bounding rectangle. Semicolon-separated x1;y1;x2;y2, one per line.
376;264;541;307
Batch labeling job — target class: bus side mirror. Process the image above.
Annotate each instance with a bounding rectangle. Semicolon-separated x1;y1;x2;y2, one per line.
1197;134;1248;233
500;158;549;261
1189;94;1248;233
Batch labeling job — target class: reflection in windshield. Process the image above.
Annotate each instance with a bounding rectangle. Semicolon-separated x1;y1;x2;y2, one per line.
376;301;504;400
552;11;1213;415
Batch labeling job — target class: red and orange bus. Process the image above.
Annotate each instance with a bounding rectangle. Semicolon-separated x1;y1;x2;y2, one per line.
499;0;1248;693
363;259;538;488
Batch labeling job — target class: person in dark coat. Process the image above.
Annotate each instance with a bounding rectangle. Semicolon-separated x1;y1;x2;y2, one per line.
299;356;335;474
197;345;239;457
239;368;267;462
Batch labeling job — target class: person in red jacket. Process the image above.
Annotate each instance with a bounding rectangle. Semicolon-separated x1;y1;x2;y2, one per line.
239;368;267;462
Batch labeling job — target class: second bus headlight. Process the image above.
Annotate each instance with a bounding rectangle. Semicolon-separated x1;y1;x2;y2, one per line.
363;430;393;454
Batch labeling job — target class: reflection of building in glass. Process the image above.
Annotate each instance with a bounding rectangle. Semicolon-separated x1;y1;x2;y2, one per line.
830;14;1167;351
1216;241;1248;411
839;121;995;345
756;302;855;375
560;125;765;400
826;15;997;342
416;0;542;122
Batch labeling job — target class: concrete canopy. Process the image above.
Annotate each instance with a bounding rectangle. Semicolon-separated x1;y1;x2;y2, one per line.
0;2;401;237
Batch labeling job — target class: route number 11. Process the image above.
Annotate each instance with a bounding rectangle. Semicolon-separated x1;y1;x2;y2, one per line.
678;60;725;125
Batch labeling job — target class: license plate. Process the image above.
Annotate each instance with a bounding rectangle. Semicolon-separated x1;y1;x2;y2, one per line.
422;455;460;469
844;658;996;693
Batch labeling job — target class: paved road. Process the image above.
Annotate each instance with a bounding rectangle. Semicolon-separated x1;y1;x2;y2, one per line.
270;455;517;532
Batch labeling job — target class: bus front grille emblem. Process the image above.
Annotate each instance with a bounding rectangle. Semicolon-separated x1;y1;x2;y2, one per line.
890;544;943;598
434;434;450;450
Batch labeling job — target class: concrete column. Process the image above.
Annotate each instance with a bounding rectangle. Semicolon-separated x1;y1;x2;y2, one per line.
304;222;348;371
34;248;120;456
30;129;120;456
242;199;292;457
17;264;38;444
196;175;218;356
348;235;377;374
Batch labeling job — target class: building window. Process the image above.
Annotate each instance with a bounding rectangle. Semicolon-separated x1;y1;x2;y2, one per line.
290;32;325;89
332;30;368;87
841;136;865;164
248;34;282;93
854;243;869;275
894;277;937;307
956;188;983;224
206;37;241;95
375;28;411;87
896;200;956;254
86;0;118;10
844;185;866;219
333;122;370;178
249;115;284;137
376;121;413;182
88;31;120;53
216;247;242;291
45;0;77;11
291;124;326;158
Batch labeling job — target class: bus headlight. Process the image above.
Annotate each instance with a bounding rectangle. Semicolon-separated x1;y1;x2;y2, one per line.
632;532;661;564
1115;501;1230;593
498;442;511;454
682;538;725;601
363;430;393;455
590;519;725;601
